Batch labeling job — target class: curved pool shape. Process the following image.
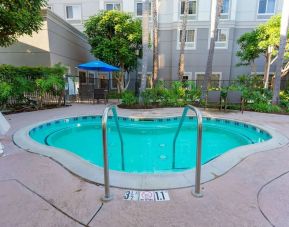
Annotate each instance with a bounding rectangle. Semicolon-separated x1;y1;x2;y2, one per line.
29;115;271;173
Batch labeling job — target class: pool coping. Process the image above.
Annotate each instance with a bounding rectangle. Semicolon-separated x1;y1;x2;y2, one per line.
13;114;289;190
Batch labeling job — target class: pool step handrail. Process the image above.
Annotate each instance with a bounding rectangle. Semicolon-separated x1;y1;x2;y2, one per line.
101;104;124;202
172;105;203;198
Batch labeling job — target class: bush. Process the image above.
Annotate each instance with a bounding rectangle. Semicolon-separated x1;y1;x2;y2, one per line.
0;81;12;107
121;91;137;105
228;74;272;106
250;102;281;113
0;64;67;109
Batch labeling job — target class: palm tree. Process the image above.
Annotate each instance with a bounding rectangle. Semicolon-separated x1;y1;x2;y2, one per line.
202;0;223;99
272;0;289;104
139;0;150;102
178;0;189;81
152;0;159;81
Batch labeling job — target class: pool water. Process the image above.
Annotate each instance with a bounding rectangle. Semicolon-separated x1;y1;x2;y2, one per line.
30;116;271;173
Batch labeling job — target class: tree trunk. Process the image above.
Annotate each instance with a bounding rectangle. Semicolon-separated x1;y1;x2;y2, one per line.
152;0;159;81
139;0;150;103
264;48;272;89
251;61;257;75
202;0;223;99
178;0;189;81
272;0;289;104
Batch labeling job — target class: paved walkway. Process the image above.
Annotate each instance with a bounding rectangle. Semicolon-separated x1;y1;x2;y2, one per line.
1;104;289;227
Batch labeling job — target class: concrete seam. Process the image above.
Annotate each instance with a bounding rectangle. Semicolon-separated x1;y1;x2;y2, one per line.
86;203;104;225
256;170;289;227
0;178;88;227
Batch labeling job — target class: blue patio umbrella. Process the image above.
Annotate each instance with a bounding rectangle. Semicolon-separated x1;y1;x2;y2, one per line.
77;60;120;72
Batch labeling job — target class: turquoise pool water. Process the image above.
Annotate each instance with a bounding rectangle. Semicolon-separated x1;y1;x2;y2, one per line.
29;116;271;173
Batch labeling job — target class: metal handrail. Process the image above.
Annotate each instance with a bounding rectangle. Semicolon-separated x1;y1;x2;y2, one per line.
101;104;124;202
172;105;203;198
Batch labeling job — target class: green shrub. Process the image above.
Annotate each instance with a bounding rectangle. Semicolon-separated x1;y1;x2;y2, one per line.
0;81;12;107
250;102;281;113
0;64;66;108
121;91;137;105
107;91;122;99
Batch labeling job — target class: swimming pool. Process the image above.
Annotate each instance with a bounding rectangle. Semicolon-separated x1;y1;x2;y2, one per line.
29;115;271;173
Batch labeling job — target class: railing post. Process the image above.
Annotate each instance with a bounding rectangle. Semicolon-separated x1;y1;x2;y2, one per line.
172;105;203;198
101;104;124;202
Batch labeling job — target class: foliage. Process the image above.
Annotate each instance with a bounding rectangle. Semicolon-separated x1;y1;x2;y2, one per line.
84;11;142;72
229;75;271;103
280;90;289;109
121;91;137;106
0;64;66;109
250;102;281;113
236;15;289;67
236;30;262;66
0;0;46;47
0;81;12;107
141;81;201;107
107;91;122;99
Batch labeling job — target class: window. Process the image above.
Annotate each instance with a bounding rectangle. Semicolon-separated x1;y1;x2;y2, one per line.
136;2;143;16
180;30;195;43
258;0;275;14
195;73;221;88
220;0;230;19
135;2;152;16
79;71;86;84
180;0;197;15
215;29;228;49
106;3;121;11
257;0;275;19
110;73;118;89
88;72;95;84
182;72;193;81
178;29;196;49
180;0;197;20
66;5;81;20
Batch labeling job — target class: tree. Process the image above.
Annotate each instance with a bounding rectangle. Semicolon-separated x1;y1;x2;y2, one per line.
236;30;262;74
178;0;189;81
152;0;159;81
0;0;46;47
272;1;289;104
139;0;150;102
236;15;289;88
202;0;223;99
258;15;282;88
84;11;142;93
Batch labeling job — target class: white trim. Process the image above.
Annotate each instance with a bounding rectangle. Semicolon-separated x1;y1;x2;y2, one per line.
208;28;229;49
182;72;193;80
176;28;197;50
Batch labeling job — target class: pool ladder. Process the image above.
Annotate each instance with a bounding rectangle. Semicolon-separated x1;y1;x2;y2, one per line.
173;105;203;198
101;104;124;201
101;104;203;202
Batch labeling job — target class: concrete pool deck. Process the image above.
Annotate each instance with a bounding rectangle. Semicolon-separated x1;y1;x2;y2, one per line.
1;103;289;226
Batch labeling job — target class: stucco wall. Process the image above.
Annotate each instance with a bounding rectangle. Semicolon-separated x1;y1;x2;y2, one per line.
0;10;93;75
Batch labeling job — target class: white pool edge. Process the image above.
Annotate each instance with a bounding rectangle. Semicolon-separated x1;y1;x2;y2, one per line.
13;114;289;190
